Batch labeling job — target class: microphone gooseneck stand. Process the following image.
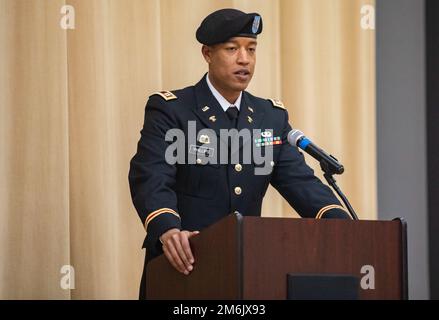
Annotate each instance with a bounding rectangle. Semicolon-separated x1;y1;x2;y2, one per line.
319;157;359;220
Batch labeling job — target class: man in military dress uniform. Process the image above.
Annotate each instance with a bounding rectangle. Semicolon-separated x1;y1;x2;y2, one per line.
129;8;351;299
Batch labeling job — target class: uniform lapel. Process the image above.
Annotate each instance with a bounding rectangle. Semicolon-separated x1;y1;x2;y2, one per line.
237;92;264;131
231;92;265;152
192;76;233;141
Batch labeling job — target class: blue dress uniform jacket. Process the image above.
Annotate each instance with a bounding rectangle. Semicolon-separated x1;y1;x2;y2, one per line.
129;75;349;263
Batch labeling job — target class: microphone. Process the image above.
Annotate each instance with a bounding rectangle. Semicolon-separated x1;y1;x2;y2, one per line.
287;129;344;175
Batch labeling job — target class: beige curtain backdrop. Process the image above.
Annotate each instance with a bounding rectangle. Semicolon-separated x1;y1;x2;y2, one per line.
0;0;376;299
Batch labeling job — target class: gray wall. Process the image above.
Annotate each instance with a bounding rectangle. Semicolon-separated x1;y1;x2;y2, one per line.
376;0;429;299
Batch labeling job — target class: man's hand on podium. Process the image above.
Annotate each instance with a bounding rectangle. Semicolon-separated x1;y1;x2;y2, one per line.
159;228;200;275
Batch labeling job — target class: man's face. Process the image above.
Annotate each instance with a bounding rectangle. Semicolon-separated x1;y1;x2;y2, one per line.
203;37;257;93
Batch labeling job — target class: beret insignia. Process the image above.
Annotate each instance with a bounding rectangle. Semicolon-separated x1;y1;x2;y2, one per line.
151;91;177;101
268;98;286;110
252;16;261;34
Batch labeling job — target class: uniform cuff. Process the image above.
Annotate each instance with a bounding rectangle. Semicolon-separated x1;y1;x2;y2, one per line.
145;209;182;252
144;208;180;232
316;205;351;219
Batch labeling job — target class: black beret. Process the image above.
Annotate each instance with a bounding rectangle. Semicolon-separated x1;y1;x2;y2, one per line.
196;8;263;46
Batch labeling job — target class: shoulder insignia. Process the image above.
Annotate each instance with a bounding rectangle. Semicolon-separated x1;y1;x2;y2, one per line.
268;98;286;110
151;91;177;101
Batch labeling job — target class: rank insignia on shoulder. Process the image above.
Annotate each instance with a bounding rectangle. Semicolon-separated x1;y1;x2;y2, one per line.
151;91;177;101
268;98;286;110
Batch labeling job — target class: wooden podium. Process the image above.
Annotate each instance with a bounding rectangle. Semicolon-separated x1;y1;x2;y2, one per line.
146;213;408;299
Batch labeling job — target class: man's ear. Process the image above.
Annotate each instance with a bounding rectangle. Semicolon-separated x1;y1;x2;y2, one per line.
201;45;212;64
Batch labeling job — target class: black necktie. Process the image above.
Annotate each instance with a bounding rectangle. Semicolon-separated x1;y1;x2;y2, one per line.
226;105;239;127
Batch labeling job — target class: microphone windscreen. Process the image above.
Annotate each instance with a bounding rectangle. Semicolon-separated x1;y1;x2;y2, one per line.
287;129;305;147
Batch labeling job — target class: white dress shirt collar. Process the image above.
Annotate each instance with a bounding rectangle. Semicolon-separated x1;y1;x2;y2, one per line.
206;73;242;112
